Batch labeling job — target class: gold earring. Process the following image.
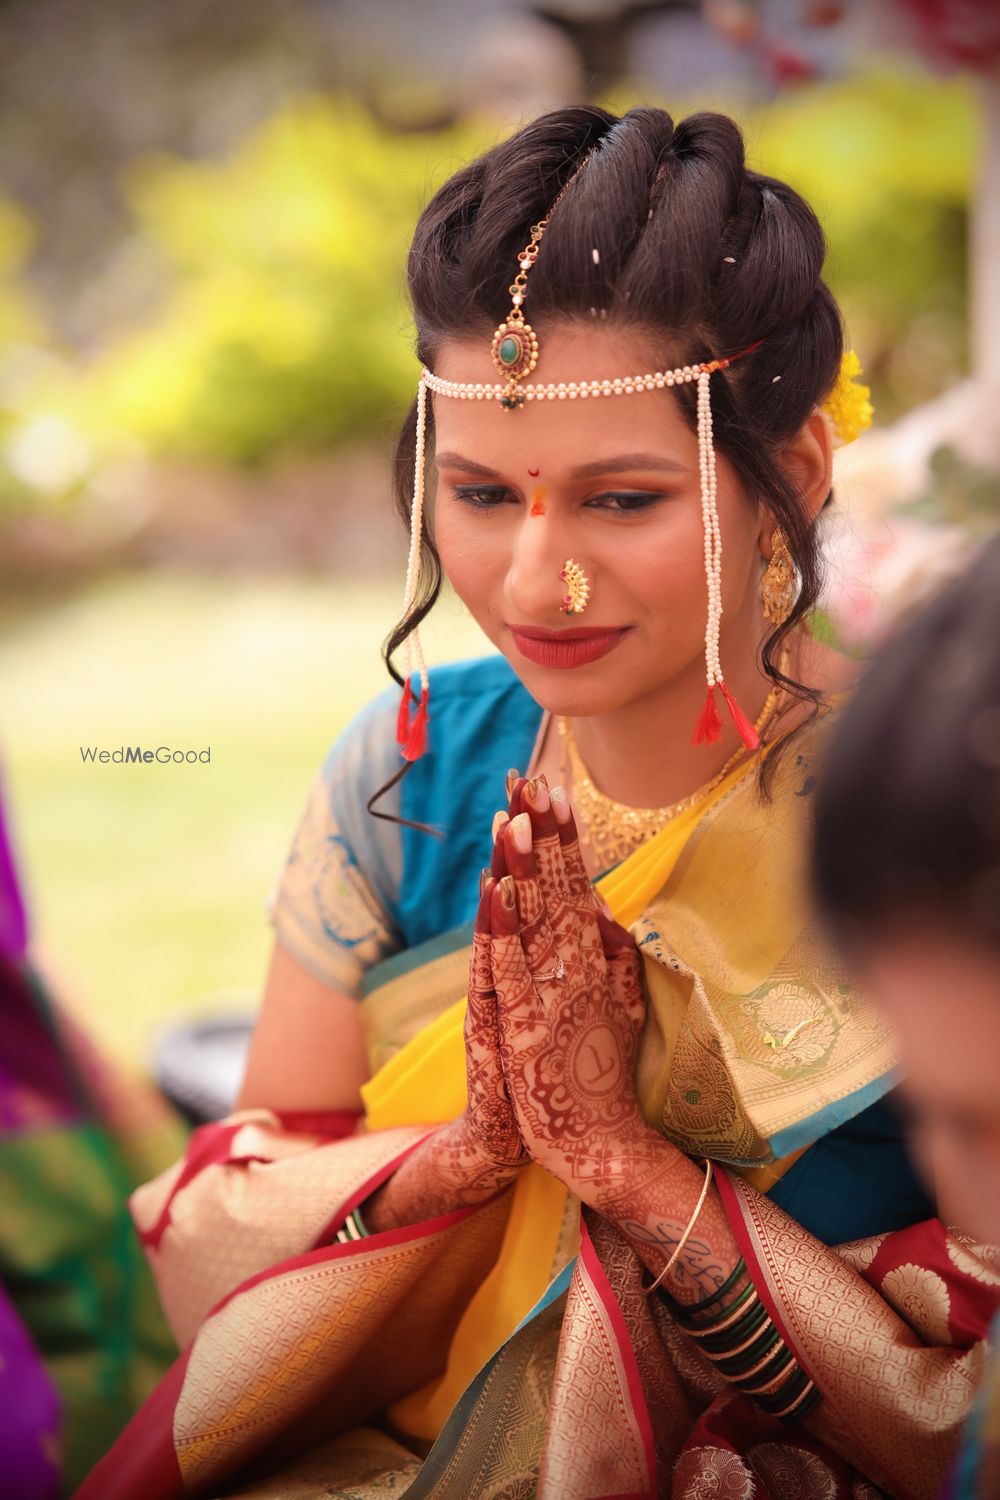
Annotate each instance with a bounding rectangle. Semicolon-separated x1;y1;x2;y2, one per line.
560;559;591;615
761;527;795;626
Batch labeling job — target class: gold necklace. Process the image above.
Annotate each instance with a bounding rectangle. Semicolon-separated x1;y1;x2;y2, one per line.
557;658;790;868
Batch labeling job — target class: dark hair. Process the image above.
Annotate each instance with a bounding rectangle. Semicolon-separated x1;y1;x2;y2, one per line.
812;535;1000;952
373;103;845;820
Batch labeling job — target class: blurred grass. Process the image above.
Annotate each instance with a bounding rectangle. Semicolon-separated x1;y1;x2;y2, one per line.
0;571;486;1072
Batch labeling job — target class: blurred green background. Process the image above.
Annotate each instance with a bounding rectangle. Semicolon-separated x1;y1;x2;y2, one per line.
1;0;996;1073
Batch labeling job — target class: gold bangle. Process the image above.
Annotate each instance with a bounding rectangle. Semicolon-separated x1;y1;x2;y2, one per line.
644;1160;714;1297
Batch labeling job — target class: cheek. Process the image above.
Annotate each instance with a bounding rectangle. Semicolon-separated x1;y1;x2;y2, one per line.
612;487;745;638
435;503;507;618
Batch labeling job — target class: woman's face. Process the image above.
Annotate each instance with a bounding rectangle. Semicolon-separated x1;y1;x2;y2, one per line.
430;322;766;720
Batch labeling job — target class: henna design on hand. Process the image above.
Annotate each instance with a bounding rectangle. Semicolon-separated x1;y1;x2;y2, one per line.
362;783;534;1236
462;877;530;1170
486;779;741;1304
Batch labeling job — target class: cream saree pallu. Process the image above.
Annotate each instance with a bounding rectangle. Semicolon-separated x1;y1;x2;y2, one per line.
76;723;999;1499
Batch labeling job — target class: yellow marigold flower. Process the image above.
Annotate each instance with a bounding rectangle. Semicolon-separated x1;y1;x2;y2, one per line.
822;348;874;445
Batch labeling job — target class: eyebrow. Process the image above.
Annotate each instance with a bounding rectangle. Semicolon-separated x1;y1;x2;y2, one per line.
434;450;690;479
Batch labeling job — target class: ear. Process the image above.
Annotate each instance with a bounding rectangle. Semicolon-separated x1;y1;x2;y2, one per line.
756;408;833;557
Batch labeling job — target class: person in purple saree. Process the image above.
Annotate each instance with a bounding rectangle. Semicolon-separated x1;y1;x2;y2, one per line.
0;763;187;1495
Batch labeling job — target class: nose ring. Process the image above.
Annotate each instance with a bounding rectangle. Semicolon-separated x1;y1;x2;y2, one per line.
560;559;591;615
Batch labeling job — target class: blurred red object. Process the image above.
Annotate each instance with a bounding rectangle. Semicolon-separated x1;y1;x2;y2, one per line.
895;0;1000;69
768;45;820;83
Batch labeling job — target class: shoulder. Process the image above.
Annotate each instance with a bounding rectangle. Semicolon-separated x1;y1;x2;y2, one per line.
403;653;541;813
319;652;540;895
425;652;531;708
398;655;543;949
325;652;533;780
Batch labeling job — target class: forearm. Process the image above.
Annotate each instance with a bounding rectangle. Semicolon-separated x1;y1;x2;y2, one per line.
574;1125;742;1306
364;1115;522;1232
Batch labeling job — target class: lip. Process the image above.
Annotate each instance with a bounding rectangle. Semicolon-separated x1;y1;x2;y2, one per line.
508;624;633;669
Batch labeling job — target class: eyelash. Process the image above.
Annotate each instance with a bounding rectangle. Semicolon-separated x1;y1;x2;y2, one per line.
451;486;664;514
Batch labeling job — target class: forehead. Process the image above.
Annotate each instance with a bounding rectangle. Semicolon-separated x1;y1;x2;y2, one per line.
430;323;692;469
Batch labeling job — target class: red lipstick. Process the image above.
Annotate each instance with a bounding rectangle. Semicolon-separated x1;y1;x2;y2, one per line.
508;624;633;669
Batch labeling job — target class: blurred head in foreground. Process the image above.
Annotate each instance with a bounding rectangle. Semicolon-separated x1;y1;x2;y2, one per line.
813;533;1000;1246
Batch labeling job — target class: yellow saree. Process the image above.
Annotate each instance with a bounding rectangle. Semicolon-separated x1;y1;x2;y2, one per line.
76;715;997;1500
359;715;898;1442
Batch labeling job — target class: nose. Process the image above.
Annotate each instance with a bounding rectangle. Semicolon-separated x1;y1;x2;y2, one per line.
505;509;576;622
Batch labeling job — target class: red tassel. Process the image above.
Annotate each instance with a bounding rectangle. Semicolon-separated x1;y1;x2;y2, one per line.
719;680;760;750
692;685;723;746
396;675;414;749
402;691;429;762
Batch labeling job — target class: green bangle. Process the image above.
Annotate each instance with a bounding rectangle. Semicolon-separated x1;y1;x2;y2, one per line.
774;1381;821;1423
335;1204;371;1245
713;1324;783;1377
685;1277;757;1333
700;1301;770;1355
735;1346;796;1395
755;1365;812;1416
667;1259;748;1322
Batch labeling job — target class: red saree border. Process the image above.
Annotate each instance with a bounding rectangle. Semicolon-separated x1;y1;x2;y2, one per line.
578;1215;658;1498
207;1180;485;1328
715;1167;922;1500
310;1127;436;1246
137;1109;368;1254
714;1167;818;1377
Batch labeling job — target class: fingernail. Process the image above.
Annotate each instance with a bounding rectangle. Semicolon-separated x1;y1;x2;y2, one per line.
479;867;491;896
499;875;516;908
524;779;550;813
510;812;532;854
505;768;520;798
550;784;572;824
492;811;509;840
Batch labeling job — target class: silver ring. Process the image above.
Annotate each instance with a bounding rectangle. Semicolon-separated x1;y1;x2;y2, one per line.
534;956;566;982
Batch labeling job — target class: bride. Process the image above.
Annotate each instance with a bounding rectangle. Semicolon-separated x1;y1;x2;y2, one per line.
77;104;993;1500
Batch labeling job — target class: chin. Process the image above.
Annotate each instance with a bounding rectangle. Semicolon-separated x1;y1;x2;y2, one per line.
500;652;639;718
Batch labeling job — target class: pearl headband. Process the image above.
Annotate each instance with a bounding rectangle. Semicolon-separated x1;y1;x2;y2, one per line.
394;147;765;761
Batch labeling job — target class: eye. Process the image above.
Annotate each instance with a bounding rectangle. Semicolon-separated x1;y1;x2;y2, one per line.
451;485;512;510
585;491;664;514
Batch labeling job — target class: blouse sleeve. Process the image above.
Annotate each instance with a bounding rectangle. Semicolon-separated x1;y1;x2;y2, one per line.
264;685;405;997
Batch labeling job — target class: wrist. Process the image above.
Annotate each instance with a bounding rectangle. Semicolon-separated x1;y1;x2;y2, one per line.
567;1119;665;1213
452;1112;527;1182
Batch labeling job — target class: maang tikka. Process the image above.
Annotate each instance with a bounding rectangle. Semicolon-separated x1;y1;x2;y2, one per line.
397;146;771;762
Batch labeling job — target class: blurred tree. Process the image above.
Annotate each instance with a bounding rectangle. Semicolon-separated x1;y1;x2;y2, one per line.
748;66;974;412
70;96;480;465
0;196;65;516
64;69;971;469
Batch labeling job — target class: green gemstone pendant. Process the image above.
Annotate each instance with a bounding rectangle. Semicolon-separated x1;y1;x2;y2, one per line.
490;318;538;393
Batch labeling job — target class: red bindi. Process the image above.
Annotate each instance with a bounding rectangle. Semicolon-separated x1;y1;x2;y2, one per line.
528;467;540;477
